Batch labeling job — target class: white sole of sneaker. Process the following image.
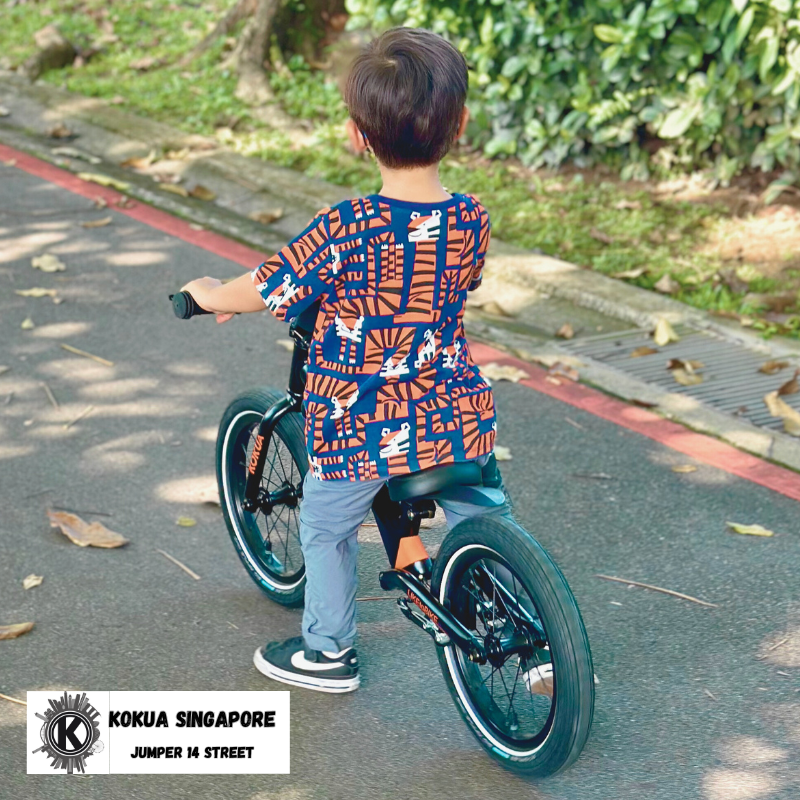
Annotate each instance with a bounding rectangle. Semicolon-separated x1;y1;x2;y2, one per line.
253;648;360;694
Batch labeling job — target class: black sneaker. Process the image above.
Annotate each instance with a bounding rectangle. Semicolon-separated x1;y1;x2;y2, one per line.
253;636;360;693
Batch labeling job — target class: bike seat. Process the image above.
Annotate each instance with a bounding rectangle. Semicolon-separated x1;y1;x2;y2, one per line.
387;462;482;503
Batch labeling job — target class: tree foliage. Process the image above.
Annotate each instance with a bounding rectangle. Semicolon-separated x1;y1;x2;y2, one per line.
346;0;800;183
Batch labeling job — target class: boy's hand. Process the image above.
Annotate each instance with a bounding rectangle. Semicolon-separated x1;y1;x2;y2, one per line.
180;277;234;323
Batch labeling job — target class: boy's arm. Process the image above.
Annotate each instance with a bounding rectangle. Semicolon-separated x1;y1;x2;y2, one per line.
180;207;334;323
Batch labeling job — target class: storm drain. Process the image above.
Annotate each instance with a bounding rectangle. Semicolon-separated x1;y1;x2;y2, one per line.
560;326;800;433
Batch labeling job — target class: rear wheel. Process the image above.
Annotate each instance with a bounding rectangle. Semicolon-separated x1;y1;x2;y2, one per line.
217;388;307;607
431;515;594;776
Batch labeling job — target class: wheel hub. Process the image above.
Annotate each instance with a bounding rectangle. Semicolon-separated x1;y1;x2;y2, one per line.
244;481;301;514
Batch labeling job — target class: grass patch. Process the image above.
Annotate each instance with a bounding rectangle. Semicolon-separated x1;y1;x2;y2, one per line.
3;0;799;336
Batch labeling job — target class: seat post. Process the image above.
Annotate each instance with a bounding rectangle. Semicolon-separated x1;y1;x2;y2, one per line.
370;486;432;575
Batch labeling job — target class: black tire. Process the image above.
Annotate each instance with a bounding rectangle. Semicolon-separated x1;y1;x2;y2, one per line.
431;515;594;777
216;388;307;607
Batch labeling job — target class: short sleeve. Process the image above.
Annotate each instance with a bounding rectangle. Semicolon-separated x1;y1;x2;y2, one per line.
468;199;491;292
250;208;336;322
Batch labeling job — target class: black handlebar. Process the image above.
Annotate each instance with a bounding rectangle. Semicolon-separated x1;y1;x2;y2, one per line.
170;291;214;319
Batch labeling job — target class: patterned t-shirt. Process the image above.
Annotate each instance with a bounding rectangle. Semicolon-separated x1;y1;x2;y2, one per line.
251;192;496;481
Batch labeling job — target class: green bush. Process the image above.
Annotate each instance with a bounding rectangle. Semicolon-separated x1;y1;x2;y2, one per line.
345;0;800;185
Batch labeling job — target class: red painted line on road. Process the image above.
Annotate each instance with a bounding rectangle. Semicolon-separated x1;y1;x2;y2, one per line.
5;142;800;502
0;143;266;269
470;342;800;503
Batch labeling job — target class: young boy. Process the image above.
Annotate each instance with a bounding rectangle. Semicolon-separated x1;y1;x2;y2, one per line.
181;26;499;693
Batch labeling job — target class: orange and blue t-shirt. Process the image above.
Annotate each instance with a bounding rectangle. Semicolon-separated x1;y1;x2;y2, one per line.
251;192;496;482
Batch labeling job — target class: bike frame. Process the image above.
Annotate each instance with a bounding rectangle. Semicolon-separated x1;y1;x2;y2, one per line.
241;301;538;666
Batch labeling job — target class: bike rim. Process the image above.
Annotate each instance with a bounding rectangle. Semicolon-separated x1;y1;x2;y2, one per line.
224;410;305;587
440;543;556;757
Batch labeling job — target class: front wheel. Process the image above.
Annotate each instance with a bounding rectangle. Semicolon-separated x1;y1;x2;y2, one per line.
431;515;594;776
216;388;307;607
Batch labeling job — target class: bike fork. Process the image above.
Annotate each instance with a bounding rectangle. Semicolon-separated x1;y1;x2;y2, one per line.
242;332;309;513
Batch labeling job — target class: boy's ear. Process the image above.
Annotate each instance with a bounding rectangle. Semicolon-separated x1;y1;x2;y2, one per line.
456;107;470;140
346;118;368;154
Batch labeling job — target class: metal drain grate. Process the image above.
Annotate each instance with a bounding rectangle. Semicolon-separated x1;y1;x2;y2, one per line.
561;326;800;432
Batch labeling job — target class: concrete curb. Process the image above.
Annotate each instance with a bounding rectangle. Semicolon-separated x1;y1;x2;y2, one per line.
3;71;800;474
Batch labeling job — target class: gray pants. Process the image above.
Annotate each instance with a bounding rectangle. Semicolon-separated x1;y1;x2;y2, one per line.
299;468;503;653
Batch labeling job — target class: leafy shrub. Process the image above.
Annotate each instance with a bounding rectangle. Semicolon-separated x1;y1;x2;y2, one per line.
345;0;800;185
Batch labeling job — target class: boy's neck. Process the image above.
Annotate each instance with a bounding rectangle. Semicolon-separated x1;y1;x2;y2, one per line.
377;163;451;203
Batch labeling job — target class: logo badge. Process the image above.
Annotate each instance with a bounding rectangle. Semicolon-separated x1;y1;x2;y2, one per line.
32;692;104;774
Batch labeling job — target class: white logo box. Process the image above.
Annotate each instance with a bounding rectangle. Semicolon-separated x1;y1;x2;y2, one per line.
28;691;290;775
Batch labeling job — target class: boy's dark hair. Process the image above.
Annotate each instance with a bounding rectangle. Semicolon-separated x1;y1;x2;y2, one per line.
344;27;468;169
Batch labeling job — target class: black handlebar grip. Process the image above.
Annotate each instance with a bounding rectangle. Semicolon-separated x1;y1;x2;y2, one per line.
170;291;214;319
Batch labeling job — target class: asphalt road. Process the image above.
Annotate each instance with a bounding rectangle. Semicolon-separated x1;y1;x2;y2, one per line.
1;162;799;800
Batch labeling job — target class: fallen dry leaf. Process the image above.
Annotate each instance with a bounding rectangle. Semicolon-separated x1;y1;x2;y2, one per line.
611;267;648;280
0;105;9;117
614;199;642;211
481;363;529;383
22;574;43;590
667;358;704;374
473;299;512;317
556;323;575;340
160;183;189;197
47;123;74;139
47;510;128;548
654;274;681;295
120;150;156;170
77;172;130;192
176;516;197;527
20;318;35;330
590;227;613;244
94;197;108;209
631;398;658;408
115;197;135;209
549;362;580;382
631;346;658;358
109;95;126;105
129;56;159;71
0;622;34;640
653;318;680;346
249;208;284;225
80;216;112;229
671;368;703;386
31;253;65;273
759;360;790;375
51;146;100;164
15;288;57;298
764;390;800;435
152;172;182;185
189;184;216;201
777;369;800;396
726;521;774;537
530;354;585;369
671;465;698;474
494;445;513;461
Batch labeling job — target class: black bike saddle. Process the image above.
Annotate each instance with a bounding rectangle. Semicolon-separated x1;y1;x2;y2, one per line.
386;461;505;507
